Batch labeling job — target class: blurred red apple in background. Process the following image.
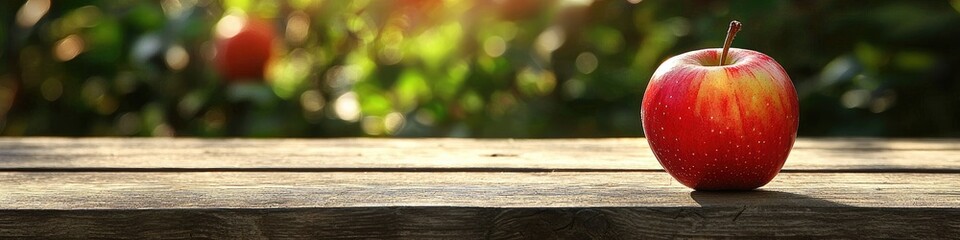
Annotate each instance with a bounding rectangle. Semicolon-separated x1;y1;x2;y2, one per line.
640;21;799;190
214;15;276;82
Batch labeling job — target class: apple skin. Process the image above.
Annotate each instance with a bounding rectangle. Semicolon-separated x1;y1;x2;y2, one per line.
641;48;799;190
215;19;276;82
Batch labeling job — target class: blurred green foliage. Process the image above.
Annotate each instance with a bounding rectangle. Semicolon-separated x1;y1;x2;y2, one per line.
1;0;959;138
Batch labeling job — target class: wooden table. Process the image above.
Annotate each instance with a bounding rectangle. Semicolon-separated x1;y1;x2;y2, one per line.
1;138;958;239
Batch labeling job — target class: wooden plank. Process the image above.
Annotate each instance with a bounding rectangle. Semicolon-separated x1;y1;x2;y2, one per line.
1;171;958;238
2;172;958;209
1;208;957;239
0;138;958;171
1;137;957;238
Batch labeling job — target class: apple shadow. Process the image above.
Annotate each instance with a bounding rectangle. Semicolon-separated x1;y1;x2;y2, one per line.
690;190;849;208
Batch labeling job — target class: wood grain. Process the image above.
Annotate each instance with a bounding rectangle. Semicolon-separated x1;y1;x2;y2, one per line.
2;172;958;209
0;138;958;171
1;137;958;238
2;208;957;239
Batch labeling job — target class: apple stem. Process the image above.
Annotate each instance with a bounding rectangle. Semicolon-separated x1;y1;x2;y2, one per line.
719;20;741;66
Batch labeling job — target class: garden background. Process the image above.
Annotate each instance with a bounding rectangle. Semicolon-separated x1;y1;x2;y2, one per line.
1;0;958;138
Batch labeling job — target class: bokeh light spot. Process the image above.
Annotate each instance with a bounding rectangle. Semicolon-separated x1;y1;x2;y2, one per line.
384;112;405;135
82;77;107;107
563;78;586;99
460;91;485;113
216;11;246;39
361;116;384;135
516;67;557;96
177;92;205;118
334;92;361;122
819;56;859;86
16;0;50;28
575;52;598;74
536;26;565;53
152;124;174;137
268;48;313;99
54;34;85;61
160;0;193;18
841;89;871;109
484;36;507;57
300;90;325;113
285;11;310;44
870;90;897;113
414;109;436;126
164;45;190;71
562;0;594;7
378;46;403;65
40;78;63;102
95;96;119;115
116;112;141;135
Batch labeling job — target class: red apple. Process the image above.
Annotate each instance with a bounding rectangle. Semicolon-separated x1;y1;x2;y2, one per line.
640;21;799;190
214;17;276;82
